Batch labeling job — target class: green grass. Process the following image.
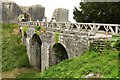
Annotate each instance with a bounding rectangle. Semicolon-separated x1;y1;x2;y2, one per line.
2;23;30;72
16;49;119;78
111;35;120;47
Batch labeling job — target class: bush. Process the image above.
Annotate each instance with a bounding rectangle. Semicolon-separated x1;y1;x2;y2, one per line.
89;43;99;52
113;39;120;51
22;26;28;33
35;26;41;31
89;40;112;52
111;35;120;47
35;30;41;36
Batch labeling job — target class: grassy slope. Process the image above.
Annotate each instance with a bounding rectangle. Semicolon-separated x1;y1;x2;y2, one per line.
17;49;119;78
2;24;30;72
111;35;120;47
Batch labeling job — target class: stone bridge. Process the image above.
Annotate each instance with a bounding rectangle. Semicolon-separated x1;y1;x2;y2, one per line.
18;22;120;71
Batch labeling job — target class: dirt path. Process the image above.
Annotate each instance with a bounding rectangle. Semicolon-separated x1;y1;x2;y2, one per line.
2;68;36;78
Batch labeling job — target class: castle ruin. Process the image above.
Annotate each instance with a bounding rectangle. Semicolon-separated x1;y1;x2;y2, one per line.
52;8;69;22
1;1;69;23
1;1;45;23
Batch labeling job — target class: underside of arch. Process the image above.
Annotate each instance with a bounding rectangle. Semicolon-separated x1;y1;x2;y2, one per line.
30;34;42;70
49;43;68;66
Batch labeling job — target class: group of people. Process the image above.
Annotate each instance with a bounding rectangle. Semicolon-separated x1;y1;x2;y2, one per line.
19;14;57;25
34;18;47;26
35;17;57;26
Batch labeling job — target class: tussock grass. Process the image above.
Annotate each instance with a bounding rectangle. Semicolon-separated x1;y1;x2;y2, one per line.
2;23;30;72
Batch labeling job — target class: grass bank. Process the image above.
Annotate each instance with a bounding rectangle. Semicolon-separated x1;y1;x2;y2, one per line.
2;23;30;72
17;49;119;78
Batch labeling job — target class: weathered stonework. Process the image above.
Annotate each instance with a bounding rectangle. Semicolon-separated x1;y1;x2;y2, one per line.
1;1;45;23
1;1;69;23
28;5;45;21
19;22;89;72
2;1;22;23
52;8;69;22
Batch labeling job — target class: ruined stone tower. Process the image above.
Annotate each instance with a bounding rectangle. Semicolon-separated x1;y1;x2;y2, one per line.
1;1;22;23
52;8;69;22
28;5;45;21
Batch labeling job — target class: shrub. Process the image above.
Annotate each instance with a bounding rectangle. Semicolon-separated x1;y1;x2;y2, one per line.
35;26;41;31
89;43;99;52
35;30;41;36
113;39;120;51
89;40;112;52
54;32;60;43
111;35;120;47
35;26;46;35
22;26;28;33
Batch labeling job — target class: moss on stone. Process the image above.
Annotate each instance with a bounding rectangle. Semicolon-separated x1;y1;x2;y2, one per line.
22;26;28;34
54;32;60;43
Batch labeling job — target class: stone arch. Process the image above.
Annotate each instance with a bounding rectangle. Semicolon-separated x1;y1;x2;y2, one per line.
23;12;30;21
30;34;42;70
49;43;68;66
18;12;31;22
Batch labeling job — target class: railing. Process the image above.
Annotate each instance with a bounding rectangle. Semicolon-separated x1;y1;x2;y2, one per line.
18;21;120;36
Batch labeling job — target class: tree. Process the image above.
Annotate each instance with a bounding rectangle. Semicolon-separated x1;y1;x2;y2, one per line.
73;2;120;24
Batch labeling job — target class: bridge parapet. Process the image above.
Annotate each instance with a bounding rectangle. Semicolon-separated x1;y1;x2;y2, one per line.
19;22;120;36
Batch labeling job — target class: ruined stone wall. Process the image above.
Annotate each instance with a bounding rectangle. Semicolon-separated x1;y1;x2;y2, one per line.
1;1;45;23
28;5;45;21
52;8;69;22
2;2;23;23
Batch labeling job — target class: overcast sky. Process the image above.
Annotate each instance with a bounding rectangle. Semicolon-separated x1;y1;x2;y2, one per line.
10;0;81;22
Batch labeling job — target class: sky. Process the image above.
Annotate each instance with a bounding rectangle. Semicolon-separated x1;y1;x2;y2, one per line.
10;0;81;22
